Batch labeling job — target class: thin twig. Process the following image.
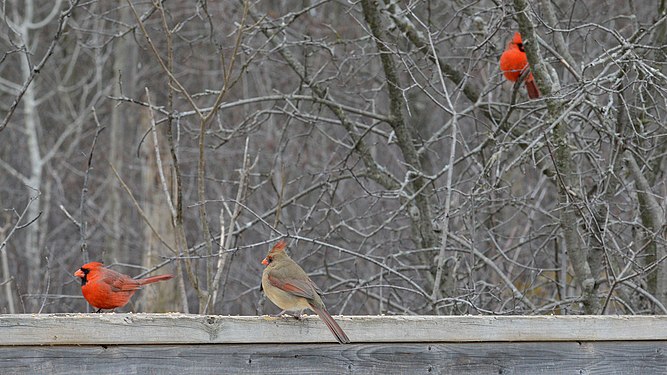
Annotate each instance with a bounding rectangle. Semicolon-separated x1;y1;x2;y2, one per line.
79;109;105;262
0;194;41;254
0;1;81;132
108;162;175;253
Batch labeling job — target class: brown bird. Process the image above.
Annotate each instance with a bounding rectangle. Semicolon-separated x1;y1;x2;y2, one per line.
74;261;173;312
261;240;350;344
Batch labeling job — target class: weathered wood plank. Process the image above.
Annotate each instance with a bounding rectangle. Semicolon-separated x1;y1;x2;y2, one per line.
0;314;666;345
1;342;665;375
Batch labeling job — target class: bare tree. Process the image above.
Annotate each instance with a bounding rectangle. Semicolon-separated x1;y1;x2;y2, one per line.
0;0;665;316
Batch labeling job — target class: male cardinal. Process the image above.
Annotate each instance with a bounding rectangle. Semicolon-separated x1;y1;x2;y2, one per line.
499;32;540;99
261;240;350;344
74;261;173;312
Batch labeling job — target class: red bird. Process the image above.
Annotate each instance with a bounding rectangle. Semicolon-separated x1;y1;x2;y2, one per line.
261;240;350;344
499;32;540;99
74;261;173;312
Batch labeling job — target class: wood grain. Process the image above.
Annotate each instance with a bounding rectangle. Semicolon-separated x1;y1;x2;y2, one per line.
1;314;666;345
0;342;665;375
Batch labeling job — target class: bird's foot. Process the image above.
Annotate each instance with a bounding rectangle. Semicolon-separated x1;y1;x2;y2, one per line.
289;313;303;320
272;310;304;319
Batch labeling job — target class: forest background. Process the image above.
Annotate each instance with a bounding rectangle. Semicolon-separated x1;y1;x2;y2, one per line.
0;0;665;316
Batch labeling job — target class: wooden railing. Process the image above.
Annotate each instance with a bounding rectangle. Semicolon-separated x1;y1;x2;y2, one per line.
1;314;665;373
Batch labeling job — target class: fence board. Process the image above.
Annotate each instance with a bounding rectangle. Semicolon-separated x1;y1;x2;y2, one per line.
1;314;666;374
1;314;666;345
1;342;665;375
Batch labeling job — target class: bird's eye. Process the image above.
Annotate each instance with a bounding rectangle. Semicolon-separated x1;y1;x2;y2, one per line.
517;42;524;52
81;267;89;274
267;257;273;263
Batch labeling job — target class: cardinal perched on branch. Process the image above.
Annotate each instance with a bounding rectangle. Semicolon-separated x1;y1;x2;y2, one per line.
499;32;540;99
261;240;350;344
74;261;173;312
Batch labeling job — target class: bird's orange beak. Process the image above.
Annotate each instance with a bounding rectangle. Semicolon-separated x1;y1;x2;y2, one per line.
74;269;84;278
261;258;268;266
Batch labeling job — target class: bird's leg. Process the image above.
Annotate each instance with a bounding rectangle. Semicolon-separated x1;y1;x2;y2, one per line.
95;308;102;313
271;309;304;319
287;309;305;320
270;309;289;318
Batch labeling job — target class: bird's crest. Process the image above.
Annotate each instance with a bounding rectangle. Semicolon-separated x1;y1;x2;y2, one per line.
81;261;104;269
269;240;287;255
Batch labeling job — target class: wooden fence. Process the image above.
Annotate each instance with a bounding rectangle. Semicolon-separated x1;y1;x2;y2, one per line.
0;314;665;374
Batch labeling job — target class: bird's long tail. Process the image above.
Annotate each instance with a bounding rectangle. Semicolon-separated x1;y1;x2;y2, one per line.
310;304;350;344
137;274;174;285
525;78;540;99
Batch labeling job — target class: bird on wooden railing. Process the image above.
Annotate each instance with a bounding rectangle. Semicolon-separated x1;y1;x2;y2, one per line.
74;261;173;312
261;240;350;344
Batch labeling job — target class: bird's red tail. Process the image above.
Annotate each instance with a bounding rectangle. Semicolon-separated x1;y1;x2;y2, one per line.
137;274;174;285
525;79;540;99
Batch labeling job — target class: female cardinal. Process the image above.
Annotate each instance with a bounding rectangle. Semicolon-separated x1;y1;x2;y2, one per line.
499;32;540;99
261;240;350;344
74;261;173;312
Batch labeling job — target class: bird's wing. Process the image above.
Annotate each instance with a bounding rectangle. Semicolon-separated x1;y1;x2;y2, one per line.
309;278;323;296
103;273;142;292
266;273;317;300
